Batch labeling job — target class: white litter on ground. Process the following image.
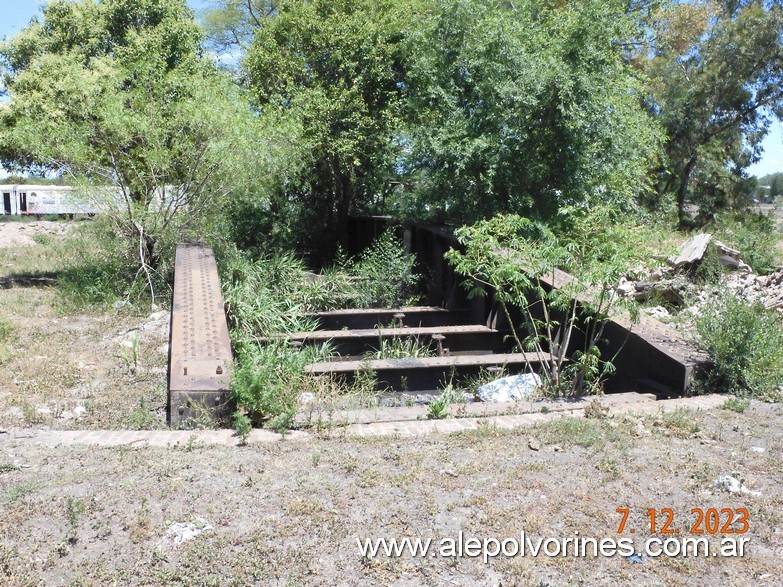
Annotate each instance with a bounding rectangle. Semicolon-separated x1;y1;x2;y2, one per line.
164;518;213;545
713;475;761;497
478;373;541;402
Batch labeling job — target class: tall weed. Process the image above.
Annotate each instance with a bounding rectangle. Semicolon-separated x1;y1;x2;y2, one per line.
696;292;783;400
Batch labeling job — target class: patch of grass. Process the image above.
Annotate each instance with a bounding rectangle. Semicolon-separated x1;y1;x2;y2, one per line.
722;396;749;413
20;400;45;425
56;231;132;311
31;233;53;246
0;317;12;341
659;408;700;438
124;399;158;430
5;482;39;503
535;417;603;449
597;452;622;479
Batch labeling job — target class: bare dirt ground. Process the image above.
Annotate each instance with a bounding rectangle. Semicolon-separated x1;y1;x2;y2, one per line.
2;404;783;586
0;221;72;248
0;221;782;586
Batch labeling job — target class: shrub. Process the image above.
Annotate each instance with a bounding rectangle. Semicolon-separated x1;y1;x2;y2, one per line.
446;212;638;397
696;293;783;400
351;230;421;308
231;342;305;433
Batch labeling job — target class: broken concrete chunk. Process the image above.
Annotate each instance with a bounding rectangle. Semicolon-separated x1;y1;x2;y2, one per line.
477;373;541;402
718;255;740;269
668;233;712;268
714;240;741;261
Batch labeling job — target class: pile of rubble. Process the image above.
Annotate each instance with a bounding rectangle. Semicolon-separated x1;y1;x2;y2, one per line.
615;233;783;319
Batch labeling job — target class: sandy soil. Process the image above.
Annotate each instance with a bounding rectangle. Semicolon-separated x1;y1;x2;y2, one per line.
0;221;71;248
0;220;169;431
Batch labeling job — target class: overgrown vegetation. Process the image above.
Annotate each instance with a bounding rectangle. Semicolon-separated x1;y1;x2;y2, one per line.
709;212;780;274
695;293;783;401
224;231;422;430
446;211;643;397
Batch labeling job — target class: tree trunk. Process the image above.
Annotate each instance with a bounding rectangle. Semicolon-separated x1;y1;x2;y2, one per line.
677;155;698;228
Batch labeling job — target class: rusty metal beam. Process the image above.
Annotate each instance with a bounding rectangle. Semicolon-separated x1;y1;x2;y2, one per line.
168;244;233;427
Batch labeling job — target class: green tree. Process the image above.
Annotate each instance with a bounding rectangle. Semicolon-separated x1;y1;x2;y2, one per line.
243;0;414;265
0;0;259;300
395;0;661;224
639;0;783;225
769;173;781;201
202;0;277;53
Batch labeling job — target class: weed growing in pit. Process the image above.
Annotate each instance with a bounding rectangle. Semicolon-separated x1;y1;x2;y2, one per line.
231;341;333;432
350;230;422;308
366;333;434;360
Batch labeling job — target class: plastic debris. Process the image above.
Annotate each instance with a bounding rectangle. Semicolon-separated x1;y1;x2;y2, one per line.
627;552;644;564
713;475;761;497
477;373;541;402
164;518;213;545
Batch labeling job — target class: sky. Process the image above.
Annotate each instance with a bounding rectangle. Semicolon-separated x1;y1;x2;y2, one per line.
0;0;781;179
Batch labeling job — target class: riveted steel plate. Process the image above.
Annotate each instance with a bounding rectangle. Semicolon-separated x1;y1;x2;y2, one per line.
168;244;233;426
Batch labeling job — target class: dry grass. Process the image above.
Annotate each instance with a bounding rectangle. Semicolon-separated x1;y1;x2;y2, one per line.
0;222;169;430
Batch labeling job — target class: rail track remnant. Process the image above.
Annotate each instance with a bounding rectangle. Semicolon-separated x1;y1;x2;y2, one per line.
168;244;233;426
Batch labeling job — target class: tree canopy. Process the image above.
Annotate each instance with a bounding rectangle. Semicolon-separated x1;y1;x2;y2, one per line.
1;0;782;275
0;0;258;293
243;0;413;263
638;0;783;224
397;0;662;224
